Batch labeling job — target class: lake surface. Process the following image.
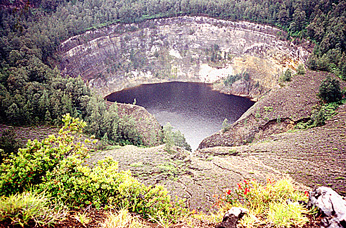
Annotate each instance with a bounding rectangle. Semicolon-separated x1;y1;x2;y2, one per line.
106;82;254;150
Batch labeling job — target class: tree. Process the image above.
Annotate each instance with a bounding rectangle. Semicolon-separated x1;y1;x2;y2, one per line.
44;110;52;125
318;76;343;103
0;127;22;163
163;122;174;152
5;103;20;124
172;130;191;151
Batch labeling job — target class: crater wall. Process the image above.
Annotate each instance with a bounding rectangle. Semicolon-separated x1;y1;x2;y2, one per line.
59;16;311;99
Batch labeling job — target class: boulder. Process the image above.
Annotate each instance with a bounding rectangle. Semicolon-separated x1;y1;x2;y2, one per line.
215;207;248;228
308;187;346;228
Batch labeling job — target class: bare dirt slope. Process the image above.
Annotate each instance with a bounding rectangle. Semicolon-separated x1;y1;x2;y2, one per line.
199;71;345;149
88;145;294;211
199;102;346;195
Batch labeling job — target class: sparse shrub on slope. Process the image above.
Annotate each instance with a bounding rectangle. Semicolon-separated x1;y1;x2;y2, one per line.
280;69;292;82
318;75;343;103
296;64;306;75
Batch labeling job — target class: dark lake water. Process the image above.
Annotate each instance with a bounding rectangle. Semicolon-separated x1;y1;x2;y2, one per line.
106;82;254;150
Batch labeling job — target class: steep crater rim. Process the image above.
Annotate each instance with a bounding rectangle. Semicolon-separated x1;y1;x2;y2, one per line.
59;16;311;101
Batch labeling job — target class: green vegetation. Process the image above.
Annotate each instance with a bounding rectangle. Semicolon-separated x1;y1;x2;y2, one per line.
224;71;250;86
0;127;22;163
0;191;67;227
297;100;345;129
0;1;342;226
163;122;191;151
296;64;306;75
280;69;292;82
0;115;187;226
0;116;317;227
102;209;149;228
318;75;343;103
222;118;232;132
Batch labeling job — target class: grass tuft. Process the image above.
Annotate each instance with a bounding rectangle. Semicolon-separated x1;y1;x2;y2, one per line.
101;208;149;228
0;191;67;227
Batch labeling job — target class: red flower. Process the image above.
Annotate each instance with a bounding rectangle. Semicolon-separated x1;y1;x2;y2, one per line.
244;180;248;185
305;191;309;197
227;189;231;195
237;183;242;189
244;188;250;195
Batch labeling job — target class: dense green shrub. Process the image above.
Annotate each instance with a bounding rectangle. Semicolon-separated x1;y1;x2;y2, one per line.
318;76;343;103
0;114;187;223
0;114;88;196
224;72;249;86
85;97;143;146
40;155;187;222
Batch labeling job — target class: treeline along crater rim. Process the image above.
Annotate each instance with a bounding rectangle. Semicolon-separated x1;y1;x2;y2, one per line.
106;82;254;150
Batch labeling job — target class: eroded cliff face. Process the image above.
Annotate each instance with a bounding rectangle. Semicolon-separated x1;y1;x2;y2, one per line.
59;16;310;99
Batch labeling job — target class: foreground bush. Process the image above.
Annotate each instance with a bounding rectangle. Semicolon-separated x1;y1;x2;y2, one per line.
40;154;187;222
0;114;88;196
0;114;187;225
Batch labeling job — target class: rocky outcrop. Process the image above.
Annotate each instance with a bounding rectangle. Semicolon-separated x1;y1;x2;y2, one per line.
59;16;310;99
216;207;248;228
308;187;346;228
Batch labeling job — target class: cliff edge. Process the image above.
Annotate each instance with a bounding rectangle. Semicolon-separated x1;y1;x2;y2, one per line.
59;16;311;100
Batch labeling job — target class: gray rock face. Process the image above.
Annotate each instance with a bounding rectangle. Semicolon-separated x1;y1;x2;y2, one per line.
215;207;248;228
59;16;310;99
308;187;346;228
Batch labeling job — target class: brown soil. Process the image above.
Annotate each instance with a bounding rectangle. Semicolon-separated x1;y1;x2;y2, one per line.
0;207;323;228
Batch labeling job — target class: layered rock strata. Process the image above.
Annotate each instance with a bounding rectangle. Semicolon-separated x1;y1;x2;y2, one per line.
59;16;310;99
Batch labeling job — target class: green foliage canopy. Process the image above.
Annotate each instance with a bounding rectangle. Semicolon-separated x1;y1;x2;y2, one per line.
318;75;343;103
